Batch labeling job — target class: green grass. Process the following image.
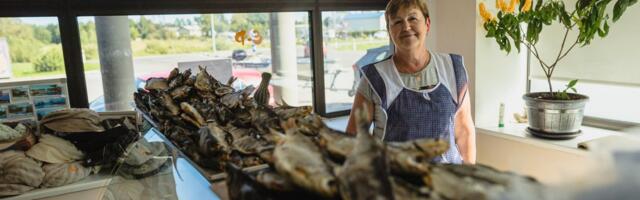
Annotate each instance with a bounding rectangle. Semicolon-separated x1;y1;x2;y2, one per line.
12;62;101;78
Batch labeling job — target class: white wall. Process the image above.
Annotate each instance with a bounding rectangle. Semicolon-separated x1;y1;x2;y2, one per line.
431;0;527;127
532;0;640;85
425;0;437;50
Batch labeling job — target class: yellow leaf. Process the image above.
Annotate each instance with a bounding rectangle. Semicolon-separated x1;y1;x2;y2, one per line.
479;2;495;23
507;0;520;13
497;0;507;12
521;0;532;12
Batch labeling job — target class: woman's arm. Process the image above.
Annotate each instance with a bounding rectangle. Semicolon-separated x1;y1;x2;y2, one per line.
454;92;476;164
346;92;374;136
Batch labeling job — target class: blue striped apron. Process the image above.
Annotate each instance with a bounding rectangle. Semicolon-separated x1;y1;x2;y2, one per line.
360;53;467;164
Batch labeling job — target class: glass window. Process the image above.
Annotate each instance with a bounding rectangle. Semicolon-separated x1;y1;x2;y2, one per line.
0;17;66;80
529;3;640;123
79;12;312;112
0;17;69;122
321;11;388;113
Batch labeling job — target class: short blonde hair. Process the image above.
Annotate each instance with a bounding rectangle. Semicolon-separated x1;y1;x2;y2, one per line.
385;0;430;28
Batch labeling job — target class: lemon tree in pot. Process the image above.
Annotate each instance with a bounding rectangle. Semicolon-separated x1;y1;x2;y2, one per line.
478;0;637;138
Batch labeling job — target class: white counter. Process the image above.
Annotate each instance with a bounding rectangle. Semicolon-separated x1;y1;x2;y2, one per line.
477;123;619;149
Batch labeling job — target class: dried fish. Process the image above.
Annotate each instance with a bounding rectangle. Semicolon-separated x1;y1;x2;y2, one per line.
255;145;276;164
170;85;192;99
227;76;238;86
220;86;255;109
428;164;542;200
169;69;191;89
198;126;225;156
195;66;217;92
215;86;234;96
249;107;280;134
317;129;354;161
319;128;433;176
144;78;169;90
386;146;431;176
256;170;295;192
180;102;205;127
167;68;179;82
273;120;337;198
389;138;450;162
336;107;393;200
274;99;313;119
161;93;180;116
390;177;435;200
184;76;196;86
180;113;201;127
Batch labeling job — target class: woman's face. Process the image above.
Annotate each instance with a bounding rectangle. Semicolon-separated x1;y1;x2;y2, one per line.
388;6;430;51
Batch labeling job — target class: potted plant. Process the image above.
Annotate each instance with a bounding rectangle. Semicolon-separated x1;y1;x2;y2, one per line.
478;0;637;138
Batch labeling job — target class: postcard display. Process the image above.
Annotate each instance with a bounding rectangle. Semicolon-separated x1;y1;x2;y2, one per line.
0;78;69;122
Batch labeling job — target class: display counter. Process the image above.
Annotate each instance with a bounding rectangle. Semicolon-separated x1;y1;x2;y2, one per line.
4;115;635;200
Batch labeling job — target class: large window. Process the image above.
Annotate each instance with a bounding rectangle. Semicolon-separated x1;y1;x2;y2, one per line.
0;17;66;81
0;17;70;122
79;13;312;112
321;10;388;114
529;1;640;124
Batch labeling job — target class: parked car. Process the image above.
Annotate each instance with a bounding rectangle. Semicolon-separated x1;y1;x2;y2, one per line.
348;45;392;97
90;69;275;111
232;49;248;61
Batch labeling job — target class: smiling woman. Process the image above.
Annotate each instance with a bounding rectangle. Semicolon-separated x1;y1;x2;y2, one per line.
346;0;477;164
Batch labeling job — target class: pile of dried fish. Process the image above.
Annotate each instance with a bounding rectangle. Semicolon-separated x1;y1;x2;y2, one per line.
227;108;546;200
135;67;545;199
134;67;313;173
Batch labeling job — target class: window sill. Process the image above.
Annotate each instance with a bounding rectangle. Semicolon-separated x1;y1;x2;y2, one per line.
476;122;622;150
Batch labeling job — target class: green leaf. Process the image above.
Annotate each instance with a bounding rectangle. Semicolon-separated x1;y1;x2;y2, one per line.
561;11;572;27
568;79;578;88
535;0;544;10
570;88;577;93
613;0;629;22
598;21;610;37
555;91;570;100
504;37;512;53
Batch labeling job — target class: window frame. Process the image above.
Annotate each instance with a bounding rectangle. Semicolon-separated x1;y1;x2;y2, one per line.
0;0;388;117
314;6;388;118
